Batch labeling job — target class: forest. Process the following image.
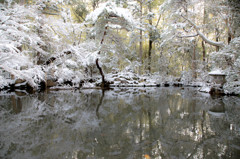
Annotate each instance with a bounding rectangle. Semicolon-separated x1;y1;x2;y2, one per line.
0;0;240;95
1;1;240;158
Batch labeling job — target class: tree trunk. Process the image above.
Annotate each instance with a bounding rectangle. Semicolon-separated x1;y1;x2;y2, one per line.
96;58;105;87
139;1;143;64
226;17;233;44
192;40;197;79
148;37;153;72
148;2;153;73
228;30;232;44
215;28;220;52
202;0;207;67
202;41;206;62
95;26;108;88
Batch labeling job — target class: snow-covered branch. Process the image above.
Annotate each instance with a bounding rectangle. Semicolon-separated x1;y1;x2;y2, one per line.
177;33;198;38
86;2;136;31
181;15;225;48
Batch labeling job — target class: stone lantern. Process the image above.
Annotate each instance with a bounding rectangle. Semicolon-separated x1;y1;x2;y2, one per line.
208;69;226;85
0;67;14;80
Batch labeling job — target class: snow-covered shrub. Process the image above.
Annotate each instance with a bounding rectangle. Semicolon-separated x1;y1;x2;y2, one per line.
45;41;100;84
0;76;11;89
180;71;194;84
211;37;240;70
223;71;240;95
224;80;240;95
210;37;240;94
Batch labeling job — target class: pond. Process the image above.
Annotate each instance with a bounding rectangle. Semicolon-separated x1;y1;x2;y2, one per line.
0;87;240;159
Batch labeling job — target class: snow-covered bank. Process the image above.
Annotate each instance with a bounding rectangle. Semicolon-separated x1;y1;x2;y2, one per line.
1;70;239;96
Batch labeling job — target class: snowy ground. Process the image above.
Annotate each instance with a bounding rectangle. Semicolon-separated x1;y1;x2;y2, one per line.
79;72;205;89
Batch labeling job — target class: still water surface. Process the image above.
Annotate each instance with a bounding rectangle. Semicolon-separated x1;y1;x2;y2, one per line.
0;87;240;159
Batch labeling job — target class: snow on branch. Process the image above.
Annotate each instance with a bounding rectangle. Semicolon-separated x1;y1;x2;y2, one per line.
177;33;198;38
181;15;225;48
86;2;136;31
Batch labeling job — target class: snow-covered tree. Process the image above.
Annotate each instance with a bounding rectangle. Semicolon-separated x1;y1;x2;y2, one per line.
0;3;46;89
0;1;84;88
154;0;236;79
85;1;136;87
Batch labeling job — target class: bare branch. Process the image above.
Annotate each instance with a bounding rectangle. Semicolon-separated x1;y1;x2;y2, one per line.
41;11;59;15
155;14;161;27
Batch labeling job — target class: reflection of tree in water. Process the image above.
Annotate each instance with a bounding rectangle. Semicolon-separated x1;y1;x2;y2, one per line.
96;89;105;119
0;88;239;158
101;90;239;158
0;94;23;114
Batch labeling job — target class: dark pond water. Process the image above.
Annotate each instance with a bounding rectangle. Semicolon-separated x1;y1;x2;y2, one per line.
0;87;240;159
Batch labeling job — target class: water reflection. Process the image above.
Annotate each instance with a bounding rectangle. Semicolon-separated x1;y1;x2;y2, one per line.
0;88;239;159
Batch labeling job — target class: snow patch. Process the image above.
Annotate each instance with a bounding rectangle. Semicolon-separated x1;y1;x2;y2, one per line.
209;69;225;75
199;86;211;93
82;82;96;88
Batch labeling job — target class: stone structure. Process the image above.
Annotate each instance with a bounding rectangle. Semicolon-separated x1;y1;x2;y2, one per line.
209;69;226;85
0;67;14;79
